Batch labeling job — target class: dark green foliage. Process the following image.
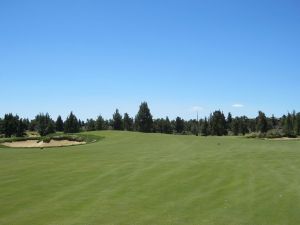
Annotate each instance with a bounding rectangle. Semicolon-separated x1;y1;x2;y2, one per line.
55;116;64;132
163;117;172;134
1;106;300;138
96;115;105;130
35;113;55;136
175;117;184;133
135;102;153;133
123;113;133;131
201;117;209;136
112;109;123;130
29;119;37;131
16;119;26;137
270;114;278;129
231;118;240;135
64;112;80;133
86;119;96;131
283;113;295;137
185;119;199;135
227;113;232;131
152;118;173;134
230;117;249;136
42;136;51;143
210;110;227;136
190;121;199;136
256;111;268;133
247;119;257;133
0;118;3;135
2;114;20;137
153;119;163;133
296;113;300;136
239;116;249;135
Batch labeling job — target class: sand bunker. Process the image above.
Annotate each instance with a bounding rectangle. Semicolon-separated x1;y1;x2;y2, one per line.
2;140;86;148
266;137;300;141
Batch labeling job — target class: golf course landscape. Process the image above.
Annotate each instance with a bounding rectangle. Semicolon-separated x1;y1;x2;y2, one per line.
1;131;300;225
1;1;300;224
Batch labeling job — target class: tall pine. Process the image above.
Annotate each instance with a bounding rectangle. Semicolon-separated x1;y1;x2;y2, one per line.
55;115;64;132
135;102;153;132
113;109;123;130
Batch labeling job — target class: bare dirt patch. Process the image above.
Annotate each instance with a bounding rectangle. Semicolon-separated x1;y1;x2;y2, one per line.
2;140;86;148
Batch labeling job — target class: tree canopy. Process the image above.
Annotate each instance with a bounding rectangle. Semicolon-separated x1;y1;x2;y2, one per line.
135;102;153;133
64;112;80;133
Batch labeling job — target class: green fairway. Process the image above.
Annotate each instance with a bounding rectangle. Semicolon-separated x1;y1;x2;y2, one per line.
1;131;300;225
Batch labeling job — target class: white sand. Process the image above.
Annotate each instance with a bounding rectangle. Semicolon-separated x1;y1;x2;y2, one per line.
266;137;300;141
2;140;86;148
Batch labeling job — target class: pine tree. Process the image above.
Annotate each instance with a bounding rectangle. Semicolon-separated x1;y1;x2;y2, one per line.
113;109;123;130
123;113;133;131
163;117;172;134
55;115;64;132
270;114;277;129
16;119;26;137
256;111;268;133
227;113;233;131
231;118;239;135
175;117;184;133
96;115;105;130
239;116;249;135
201;117;209;136
86;119;96;131
296;113;300;136
210;110;227;136
3;113;19;137
153;118;164;133
0;118;3;135
135;102;153;133
35;113;55;136
284;113;295;137
64;112;80;133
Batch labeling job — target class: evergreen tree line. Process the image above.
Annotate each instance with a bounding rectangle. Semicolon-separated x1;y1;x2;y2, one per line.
1;102;300;138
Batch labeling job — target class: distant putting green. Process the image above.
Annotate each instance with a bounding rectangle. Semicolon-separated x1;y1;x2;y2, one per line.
1;131;300;225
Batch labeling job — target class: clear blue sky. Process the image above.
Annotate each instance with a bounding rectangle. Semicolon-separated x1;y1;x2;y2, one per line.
0;0;299;120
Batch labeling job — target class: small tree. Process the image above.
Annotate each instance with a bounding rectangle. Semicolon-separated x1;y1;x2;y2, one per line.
113;109;123;130
135;102;153;132
55;115;64;132
64;112;80;133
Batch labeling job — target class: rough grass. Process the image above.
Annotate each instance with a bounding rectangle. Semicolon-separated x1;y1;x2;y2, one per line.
1;131;300;225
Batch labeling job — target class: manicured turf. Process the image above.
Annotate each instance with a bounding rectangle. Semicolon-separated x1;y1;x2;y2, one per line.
1;131;300;225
